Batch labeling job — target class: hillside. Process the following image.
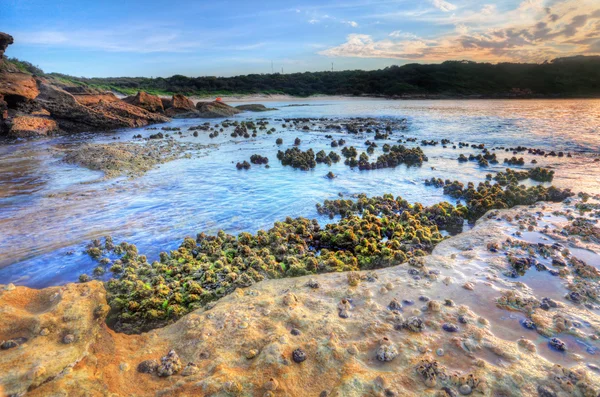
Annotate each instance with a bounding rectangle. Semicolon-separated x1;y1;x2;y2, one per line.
50;56;600;98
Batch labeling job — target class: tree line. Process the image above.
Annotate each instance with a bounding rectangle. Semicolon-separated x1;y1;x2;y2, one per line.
45;56;600;97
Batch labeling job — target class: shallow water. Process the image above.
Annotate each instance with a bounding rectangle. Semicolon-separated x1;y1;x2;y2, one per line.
0;98;599;287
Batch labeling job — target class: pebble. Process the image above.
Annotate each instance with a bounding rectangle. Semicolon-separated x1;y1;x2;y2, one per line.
441;387;458;397
1;340;19;350
39;328;50;336
181;362;199;376
137;359;159;374
549;337;566;351
388;298;403;311
119;363;130;372
458;384;472;395
62;334;75;344
520;319;536;330
463;282;475;290
5;283;15;291
264;378;279;391
307;279;320;289
376;338;398;362
238;321;249;329
292;348;307;363
245;349;258;359
442;323;459;332
290;328;301;336
436;348;444;356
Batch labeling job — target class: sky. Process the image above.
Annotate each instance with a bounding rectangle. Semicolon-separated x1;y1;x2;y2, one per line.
1;0;599;77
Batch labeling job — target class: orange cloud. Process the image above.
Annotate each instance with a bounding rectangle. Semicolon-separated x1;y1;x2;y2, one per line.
320;0;600;62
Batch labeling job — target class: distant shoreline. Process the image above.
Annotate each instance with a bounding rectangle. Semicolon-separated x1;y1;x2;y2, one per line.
179;93;600;103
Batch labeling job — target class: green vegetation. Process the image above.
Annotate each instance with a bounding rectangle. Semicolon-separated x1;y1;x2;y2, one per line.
2;57;45;75
48;56;600;97
83;177;572;333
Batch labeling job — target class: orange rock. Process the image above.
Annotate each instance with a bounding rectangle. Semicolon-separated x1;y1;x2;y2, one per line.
8;114;59;137
123;91;164;113
0;71;39;100
165;94;197;117
73;93;119;106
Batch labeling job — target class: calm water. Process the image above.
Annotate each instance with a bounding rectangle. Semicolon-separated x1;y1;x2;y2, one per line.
1;99;599;287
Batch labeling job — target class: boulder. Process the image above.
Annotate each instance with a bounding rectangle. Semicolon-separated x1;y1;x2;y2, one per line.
88;100;169;127
164;94;197;117
235;103;277;112
0;32;13;58
73;93;119;106
196;101;242;118
0;71;40;102
6;114;59;137
123;91;164;113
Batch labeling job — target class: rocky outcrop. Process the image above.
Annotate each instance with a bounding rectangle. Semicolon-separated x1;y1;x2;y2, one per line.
73;93;119;106
34;79;168;133
123;91;164;113
6;114;59;137
2;202;599;396
196;100;242;118
0;32;13;58
235;103;277;112
0;71;40;102
0;281;109;396
0;32;170;138
164;94;198;117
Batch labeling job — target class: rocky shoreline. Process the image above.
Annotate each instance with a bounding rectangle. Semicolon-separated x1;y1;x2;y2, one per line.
1;199;599;396
0;32;264;139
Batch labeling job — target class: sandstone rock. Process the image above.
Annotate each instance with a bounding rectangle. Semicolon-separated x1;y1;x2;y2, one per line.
196;101;241;118
160;97;172;109
73;93;119;106
0;32;14;58
123;91;164;113
235;103;276;112
0;71;39;101
0;281;106;396
88;100;169;127
35;79;168;132
7;114;59;137
164;94;197;117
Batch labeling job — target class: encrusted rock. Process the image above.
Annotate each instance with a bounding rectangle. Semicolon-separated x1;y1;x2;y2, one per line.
137;359;158;374
157;350;182;377
376;337;399;362
292;348;307;363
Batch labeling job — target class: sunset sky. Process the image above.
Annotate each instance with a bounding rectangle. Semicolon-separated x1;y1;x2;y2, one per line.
1;0;599;77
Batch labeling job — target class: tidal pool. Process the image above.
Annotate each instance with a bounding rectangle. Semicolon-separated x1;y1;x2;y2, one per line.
0;98;599;287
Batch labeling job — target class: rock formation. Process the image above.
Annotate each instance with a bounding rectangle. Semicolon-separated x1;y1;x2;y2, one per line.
0;32;171;137
164;94;198;117
196;100;242;118
235;103;276;112
123;91;164;113
1;201;598;396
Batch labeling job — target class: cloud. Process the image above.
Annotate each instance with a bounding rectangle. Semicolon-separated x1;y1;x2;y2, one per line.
15;26;202;53
308;19;320;24
389;31;418;39
343;20;359;27
320;0;600;62
432;0;457;12
480;4;496;16
455;23;469;34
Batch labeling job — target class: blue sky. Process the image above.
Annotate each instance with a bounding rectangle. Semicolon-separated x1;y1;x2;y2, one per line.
1;0;599;77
